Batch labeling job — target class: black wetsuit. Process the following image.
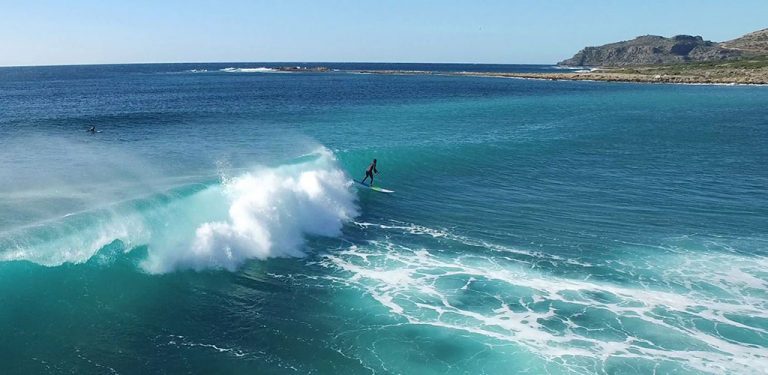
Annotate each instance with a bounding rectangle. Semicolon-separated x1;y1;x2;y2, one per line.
362;162;378;185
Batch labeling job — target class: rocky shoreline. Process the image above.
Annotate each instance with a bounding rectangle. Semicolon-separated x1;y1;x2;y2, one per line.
458;69;768;85
347;64;768;85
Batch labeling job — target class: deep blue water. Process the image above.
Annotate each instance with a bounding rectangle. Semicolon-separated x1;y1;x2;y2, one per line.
0;63;767;374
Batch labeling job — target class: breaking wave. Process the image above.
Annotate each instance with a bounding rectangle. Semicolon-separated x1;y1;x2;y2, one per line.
0;148;358;273
219;67;281;73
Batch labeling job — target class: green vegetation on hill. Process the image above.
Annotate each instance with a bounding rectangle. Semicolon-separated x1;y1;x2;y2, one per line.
602;55;768;73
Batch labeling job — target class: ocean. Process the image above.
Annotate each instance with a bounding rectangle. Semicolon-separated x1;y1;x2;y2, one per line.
0;63;766;374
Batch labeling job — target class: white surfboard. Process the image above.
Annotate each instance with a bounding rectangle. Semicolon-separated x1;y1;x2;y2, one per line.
355;180;394;194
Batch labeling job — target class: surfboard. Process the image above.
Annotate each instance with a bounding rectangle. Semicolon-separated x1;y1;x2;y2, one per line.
355;180;394;194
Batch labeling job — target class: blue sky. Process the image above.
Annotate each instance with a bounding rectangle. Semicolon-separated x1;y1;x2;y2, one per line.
1;0;766;66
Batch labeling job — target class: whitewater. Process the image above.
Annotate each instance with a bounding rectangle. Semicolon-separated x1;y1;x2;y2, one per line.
1;144;356;272
1;63;766;374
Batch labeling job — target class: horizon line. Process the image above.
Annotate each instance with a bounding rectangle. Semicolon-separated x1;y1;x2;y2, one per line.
0;60;557;69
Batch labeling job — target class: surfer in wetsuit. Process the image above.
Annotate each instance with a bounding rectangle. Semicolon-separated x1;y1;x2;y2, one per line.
87;126;96;133
361;159;378;186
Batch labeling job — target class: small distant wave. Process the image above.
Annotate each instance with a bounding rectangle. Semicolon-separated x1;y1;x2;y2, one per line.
549;65;587;70
219;67;282;73
185;69;208;73
549;66;599;73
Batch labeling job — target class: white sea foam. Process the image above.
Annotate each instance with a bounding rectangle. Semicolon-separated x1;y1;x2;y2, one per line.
354;220;593;267
163;335;248;357
322;223;768;374
141;148;358;273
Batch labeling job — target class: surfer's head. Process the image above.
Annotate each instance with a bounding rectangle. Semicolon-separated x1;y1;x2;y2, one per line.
373;159;377;163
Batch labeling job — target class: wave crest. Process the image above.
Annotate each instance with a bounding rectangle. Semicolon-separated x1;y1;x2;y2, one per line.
142;149;358;273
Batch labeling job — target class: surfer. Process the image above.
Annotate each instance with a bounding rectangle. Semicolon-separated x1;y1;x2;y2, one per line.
87;126;96;133
361;159;378;186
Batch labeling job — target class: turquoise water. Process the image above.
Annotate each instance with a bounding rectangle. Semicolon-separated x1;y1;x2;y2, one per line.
1;64;767;374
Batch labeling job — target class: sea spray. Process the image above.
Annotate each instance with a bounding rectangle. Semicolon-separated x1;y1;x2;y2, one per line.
0;207;149;266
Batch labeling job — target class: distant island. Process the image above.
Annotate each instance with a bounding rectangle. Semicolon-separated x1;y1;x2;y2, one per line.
347;28;768;85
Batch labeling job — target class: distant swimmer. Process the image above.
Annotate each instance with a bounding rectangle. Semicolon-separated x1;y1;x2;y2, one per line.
87;126;96;133
361;159;378;186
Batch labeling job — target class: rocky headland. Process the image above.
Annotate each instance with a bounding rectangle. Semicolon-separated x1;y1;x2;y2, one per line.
558;35;735;67
348;28;768;85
